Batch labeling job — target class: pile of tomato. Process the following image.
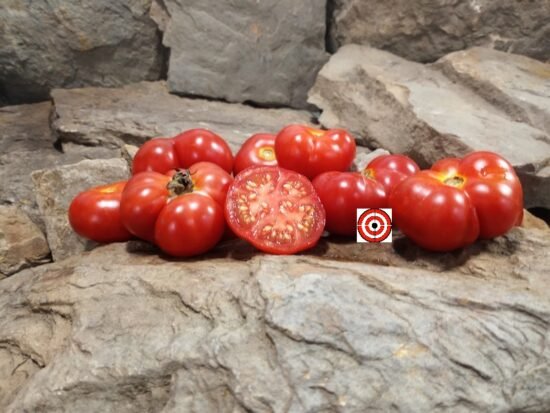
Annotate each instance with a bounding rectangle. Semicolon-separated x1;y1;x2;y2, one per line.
69;126;524;256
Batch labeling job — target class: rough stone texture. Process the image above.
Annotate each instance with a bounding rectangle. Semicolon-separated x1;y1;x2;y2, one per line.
522;210;549;231
0;206;50;277
0;102;118;231
1;225;549;411
51;81;314;152
0;0;163;104
31;159;130;261
436;47;550;134
161;0;328;108
309;45;550;209
329;0;550;63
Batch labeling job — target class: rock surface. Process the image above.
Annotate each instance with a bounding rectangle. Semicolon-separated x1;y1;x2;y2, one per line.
0;0;163;104
436;47;550;134
1;225;549;411
309;45;550;209
329;0;550;63
51;81;314;152
31;158;130;261
0;206;50;277
161;0;328;108
0;102;117;231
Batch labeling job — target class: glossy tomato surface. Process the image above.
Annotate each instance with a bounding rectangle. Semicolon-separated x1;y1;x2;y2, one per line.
173;129;233;173
233;133;277;175
390;151;523;251
225;166;326;254
275;125;356;179
69;181;132;243
364;154;420;195
132;129;234;175
120;162;232;256
313;172;386;236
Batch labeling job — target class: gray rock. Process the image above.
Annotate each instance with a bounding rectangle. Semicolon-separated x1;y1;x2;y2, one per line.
436;47;550;134
0;0;163;104
329;0;550;63
309;45;550;209
161;0;328;108
0;206;50;277
51;81;314;152
1;226;549;411
0;102;118;231
31;158;130;261
351;148;391;172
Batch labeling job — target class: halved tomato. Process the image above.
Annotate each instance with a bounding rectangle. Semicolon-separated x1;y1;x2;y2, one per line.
225;166;326;254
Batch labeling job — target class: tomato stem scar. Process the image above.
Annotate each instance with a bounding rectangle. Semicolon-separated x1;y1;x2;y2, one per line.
444;176;465;187
167;169;194;196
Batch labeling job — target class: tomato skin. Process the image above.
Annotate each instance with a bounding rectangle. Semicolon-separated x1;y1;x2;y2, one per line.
275;125;356;179
69;181;132;243
364;154;420;196
313;172;386;236
233;133;277;175
390;151;523;251
173;129;234;173
225;166;326;254
154;193;225;257
120;162;232;256
132;138;179;175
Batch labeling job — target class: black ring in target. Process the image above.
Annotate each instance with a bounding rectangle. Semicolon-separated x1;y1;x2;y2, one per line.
358;209;392;243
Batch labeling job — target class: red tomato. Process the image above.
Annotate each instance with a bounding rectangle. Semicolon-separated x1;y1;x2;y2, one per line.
363;154;420;195
275;125;356;179
313;172;386;236
233;133;277;175
173;129;233;173
390;151;523;252
132;129;234;175
120;162;232;257
69;181;132;243
225;166;326;254
313;154;419;236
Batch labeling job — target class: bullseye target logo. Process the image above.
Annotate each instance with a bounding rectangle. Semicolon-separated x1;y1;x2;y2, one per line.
357;208;392;243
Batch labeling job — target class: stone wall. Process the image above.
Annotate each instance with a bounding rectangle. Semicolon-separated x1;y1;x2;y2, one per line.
1;0;547;107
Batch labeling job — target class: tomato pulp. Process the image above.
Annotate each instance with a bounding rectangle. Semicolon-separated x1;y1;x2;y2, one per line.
233;133;277;175
275;125;356;179
390;151;523;251
121;162;232;257
69;181;132;243
132;129;234;175
225;166;326;254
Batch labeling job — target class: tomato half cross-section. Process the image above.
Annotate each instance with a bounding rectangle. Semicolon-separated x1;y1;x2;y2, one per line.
313;154;419;236
233;133;277;175
132;129;234;175
69;181;133;243
390;151;523;252
275;125;356;179
225;166;326;254
120;162;232;257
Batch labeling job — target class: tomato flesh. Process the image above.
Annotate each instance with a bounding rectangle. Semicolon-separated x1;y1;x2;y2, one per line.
225;166;326;254
69;181;132;243
233;133;277;175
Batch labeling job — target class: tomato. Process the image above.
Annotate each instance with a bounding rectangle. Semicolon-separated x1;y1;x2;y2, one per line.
69;181;132;243
173;129;233;173
120;162;232;257
132;129;233;175
390;151;523;252
233;133;277;175
225;166;326;254
274;125;356;179
312;154;418;236
363;154;420;195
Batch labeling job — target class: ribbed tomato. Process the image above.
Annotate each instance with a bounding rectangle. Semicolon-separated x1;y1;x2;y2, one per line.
390;151;523;251
120;162;232;257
